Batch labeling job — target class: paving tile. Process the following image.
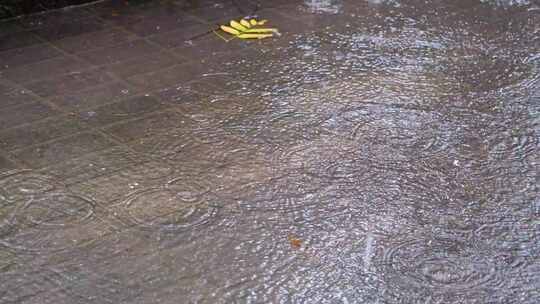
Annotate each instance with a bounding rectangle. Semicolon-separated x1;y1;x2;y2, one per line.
0;20;23;36
147;23;213;48
41;146;146;185
85;0;136;13
0;116;85;151
0;43;63;70
14;132;118;168
0;155;17;172
187;3;247;22
30;17;106;41
50;82;137;111
247;0;303;9
16;7;93;29
77;40;162;66
52;28;139;54
24;68;114;97
120;11;201;37
170;35;249;61
78;94;165;127
68;160;180;203
176;0;244;10
0;83;37;109
0;30;43;52
1;56;91;84
104;51;182;79
89;0;172;22
124;126;199;158
259;6;332;32
0;102;60;130
155;82;215;104
104;110;191;143
125;61;214;91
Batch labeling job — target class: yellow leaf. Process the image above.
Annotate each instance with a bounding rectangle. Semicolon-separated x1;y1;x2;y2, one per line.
240;19;252;28
249;19;258;26
244;28;278;33
220;25;241;35
238;33;273;39
230;20;248;32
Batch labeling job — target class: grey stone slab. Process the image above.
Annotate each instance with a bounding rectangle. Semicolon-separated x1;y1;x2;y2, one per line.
103;110;191;143
68;160;180;203
53;28;139;54
125;61;212;91
0;43;63;70
0;83;37;109
78;94;165;127
1;56;91;84
103;51;182;79
41;146;147;185
170;35;249;61
0;30;42;52
30;17;106;41
120;11;201;37
14;132;118;168
0;102;60;130
147;23;213;48
24;68;114;97
0;116;85;151
77;40;162;66
50;81;137;111
0;154;17;173
16;7;93;29
186;3;246;22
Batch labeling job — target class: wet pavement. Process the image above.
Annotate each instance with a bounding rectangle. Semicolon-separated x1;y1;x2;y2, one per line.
1;0;539;303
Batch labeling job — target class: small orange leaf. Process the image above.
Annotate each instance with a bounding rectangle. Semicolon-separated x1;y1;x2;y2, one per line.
288;235;302;249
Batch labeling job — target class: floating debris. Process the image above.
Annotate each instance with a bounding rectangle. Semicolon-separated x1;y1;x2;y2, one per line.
288;235;302;249
216;18;279;41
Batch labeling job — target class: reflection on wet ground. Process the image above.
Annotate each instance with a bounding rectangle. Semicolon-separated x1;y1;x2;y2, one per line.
0;0;539;303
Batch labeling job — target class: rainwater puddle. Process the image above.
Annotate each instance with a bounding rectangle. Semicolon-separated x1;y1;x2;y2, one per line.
1;0;539;303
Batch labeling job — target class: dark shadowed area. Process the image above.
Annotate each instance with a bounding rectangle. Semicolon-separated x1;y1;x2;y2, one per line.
0;0;539;303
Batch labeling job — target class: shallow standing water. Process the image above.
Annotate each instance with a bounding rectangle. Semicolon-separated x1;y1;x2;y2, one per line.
0;0;539;303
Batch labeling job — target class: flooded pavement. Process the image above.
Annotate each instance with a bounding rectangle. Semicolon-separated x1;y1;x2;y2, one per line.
1;0;539;303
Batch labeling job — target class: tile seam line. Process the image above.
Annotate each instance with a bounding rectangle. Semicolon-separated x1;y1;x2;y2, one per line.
4;0;339;169
87;7;196;64
9;28;177;164
0;0;109;23
0;148;26;167
0;107;173;153
4;101;190;164
37;148;151;186
0;0;276;23
4;2;306;97
1;15;246;164
0;87;146;134
85;0;286;63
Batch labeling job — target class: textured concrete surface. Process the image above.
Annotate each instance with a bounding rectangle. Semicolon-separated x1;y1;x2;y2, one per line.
0;0;539;303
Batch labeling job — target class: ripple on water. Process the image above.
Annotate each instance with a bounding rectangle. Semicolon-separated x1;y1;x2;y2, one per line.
346;104;457;160
0;192;106;253
380;237;506;295
0;170;60;203
118;178;217;232
0;265;131;304
271;137;375;181
486;127;539;163
470;219;539;271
